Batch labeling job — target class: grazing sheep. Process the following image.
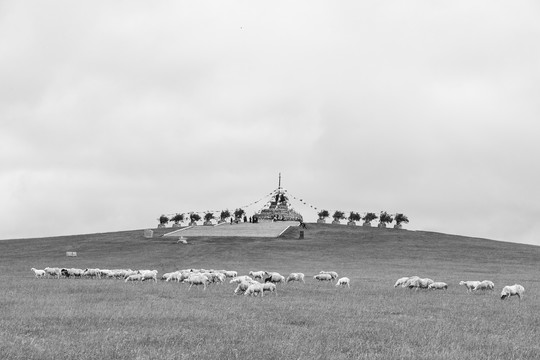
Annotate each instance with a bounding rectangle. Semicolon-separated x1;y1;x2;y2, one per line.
427;282;448;290
500;284;525;300
244;283;264;297
459;280;481;292
336;277;351;288
230;276;253;284
123;270;138;279
139;270;158;282
125;274;143;282
265;273;286;284
408;278;434;290
401;276;420;288
473;280;495;292
314;273;333;282
183;274;210;290
286;273;305;283
234;280;259;295
44;267;61;279
31;268;46;278
223;270;238;278
262;283;277;296
320;271;338;280
83;268;101;279
394;277;411;288
249;271;267;280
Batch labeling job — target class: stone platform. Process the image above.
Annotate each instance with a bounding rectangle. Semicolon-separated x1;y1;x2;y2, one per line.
162;221;299;238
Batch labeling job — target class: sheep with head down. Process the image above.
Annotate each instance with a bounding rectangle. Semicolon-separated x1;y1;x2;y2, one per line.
500;284;525;300
395;276;416;288
473;280;494;292
320;271;338;280
183;274;210;290
234;280;259;295
31;268;46;278
314;273;333;282
262;283;277;296
244;283;264;297
336;277;350;288
286;273;305;283
249;271;267;280
427;282;448;290
407;278;434;290
459;280;481;292
230;275;253;284
264;272;285;284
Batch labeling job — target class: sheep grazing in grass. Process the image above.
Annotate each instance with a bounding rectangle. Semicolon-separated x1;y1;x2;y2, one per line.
314;273;333;282
427;282;448;290
61;268;84;278
230;276;253;284
265;273;286;284
183;274;210;291
244;283;264;297
125;274;143;282
286;273;305;283
401;276;420;288
408;278;434;290
234;280;259;295
459;280;481;292
320;271;338;280
501;284;525;300
83;268;101;279
394;277;412;288
249;271;267;280
262;283;277;296
222;270;238;278
31;268;46;278
139;270;158;282
44;267;61;279
336;277;350;288
473;280;494;292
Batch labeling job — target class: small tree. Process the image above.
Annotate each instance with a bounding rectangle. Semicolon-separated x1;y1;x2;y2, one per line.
204;212;215;222
379;211;393;228
332;210;345;224
171;213;184;224
348;211;361;222
158;215;169;227
234;208;245;219
220;210;231;221
394;213;409;229
362;212;378;226
317;209;330;223
189;213;201;224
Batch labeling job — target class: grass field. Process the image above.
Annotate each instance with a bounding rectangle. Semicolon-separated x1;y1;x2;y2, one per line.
1;224;539;359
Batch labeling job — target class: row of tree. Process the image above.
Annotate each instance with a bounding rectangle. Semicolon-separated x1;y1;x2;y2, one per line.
317;210;409;227
158;209;247;227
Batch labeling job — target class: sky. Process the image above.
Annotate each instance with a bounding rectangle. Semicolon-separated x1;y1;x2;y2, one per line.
1;1;540;245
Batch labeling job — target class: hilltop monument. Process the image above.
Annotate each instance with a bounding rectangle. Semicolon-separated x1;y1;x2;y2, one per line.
254;173;303;222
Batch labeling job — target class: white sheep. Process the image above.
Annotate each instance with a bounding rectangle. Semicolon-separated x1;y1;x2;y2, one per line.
394;277;411;288
314;273;333;282
83;268;101;279
459;280;481;292
183;274;210;290
265;273;285;284
336;277;350;288
408;278;434;290
262;283;277;296
286;273;305;283
401;276;420;288
44;267;61;279
125;274;143;282
139;270;158;282
249;271;267;280
473;280;495;292
223;270;238;278
61;268;84;278
427;282;448;290
500;284;525;300
230;276;253;284
244;283;264;297
320;271;338;280
31;268;46;278
234;280;259;295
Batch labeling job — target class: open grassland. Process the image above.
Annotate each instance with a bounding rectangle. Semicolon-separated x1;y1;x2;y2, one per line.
1;224;539;359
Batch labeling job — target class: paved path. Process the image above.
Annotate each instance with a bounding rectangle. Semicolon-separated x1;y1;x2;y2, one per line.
163;221;298;238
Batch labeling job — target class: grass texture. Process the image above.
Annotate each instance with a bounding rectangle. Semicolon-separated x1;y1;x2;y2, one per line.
1;224;539;359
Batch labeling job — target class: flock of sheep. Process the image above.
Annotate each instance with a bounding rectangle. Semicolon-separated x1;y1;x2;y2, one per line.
394;276;525;300
30;268;525;300
30;267;350;297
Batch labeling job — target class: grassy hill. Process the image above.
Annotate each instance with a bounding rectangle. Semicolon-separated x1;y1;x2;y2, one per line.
1;224;539;359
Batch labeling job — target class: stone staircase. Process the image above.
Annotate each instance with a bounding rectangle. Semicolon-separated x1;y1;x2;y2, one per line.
162;221;298;238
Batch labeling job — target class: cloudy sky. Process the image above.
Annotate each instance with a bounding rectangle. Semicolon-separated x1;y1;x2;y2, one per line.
1;1;539;245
